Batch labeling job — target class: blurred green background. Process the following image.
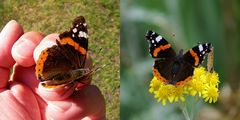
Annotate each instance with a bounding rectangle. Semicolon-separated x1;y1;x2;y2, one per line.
0;0;119;119
121;0;240;120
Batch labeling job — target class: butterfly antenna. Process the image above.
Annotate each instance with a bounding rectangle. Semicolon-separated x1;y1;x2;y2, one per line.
93;63;110;73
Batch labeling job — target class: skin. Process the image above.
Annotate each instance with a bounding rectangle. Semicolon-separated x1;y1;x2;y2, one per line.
0;20;105;120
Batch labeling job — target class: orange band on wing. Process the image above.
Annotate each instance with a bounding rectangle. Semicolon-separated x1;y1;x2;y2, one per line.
153;44;171;57
175;76;192;86
35;48;49;79
153;68;168;84
189;49;199;66
60;37;87;55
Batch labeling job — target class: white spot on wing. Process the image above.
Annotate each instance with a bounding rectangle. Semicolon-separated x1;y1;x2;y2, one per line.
72;34;75;37
83;32;88;38
155;36;162;42
83;23;87;26
78;31;88;38
152;40;154;43
199;45;203;51
72;28;77;33
78;31;83;37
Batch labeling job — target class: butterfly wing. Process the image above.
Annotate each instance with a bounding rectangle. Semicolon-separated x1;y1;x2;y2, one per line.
35;16;89;87
58;16;88;69
145;30;176;59
146;30;177;84
153;59;193;85
153;59;173;84
183;43;212;67
35;45;72;78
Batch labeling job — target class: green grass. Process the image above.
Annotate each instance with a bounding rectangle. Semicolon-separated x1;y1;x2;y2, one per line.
0;0;119;119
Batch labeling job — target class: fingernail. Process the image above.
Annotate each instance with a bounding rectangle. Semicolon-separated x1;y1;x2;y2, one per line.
0;20;17;39
1;20;17;32
14;37;36;58
48;101;72;112
4;20;17;29
7;20;17;25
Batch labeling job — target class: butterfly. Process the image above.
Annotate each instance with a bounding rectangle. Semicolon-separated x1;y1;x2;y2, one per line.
146;30;212;86
35;16;91;88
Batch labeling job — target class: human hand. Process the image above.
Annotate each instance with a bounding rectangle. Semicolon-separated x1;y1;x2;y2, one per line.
0;20;105;120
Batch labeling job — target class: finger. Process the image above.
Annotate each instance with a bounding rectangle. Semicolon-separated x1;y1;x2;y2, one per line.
12;64;39;91
33;34;59;62
37;82;76;101
0;82;40;120
0;20;23;90
46;85;105;120
0;20;23;68
9;82;41;119
12;32;45;67
76;85;105;120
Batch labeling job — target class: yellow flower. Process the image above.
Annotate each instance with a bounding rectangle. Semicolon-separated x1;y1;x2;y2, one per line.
205;71;220;87
202;84;219;103
149;77;162;93
149;77;185;106
169;86;185;103
193;66;206;77
193;67;220;103
186;67;209;97
187;78;205;97
155;85;171;106
149;66;220;105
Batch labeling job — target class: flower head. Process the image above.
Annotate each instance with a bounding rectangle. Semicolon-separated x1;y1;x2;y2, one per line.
203;84;219;103
187;78;205;97
205;71;220;87
155;85;172;105
149;66;220;105
149;77;162;94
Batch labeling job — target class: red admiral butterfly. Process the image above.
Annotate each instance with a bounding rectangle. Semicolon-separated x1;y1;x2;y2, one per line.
35;16;90;88
146;30;212;86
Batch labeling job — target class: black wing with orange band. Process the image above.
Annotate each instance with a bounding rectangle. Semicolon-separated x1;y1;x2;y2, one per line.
36;16;89;82
183;43;212;67
145;30;176;59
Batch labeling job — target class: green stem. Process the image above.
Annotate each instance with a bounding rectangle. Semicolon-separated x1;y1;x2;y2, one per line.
190;95;200;120
190;97;195;120
179;101;191;120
